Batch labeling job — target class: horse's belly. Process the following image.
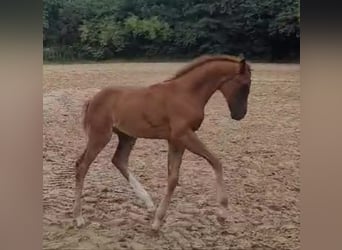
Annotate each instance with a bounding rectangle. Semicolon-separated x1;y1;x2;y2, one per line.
113;119;169;139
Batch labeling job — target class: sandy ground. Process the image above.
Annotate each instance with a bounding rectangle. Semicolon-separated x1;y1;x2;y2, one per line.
43;62;300;250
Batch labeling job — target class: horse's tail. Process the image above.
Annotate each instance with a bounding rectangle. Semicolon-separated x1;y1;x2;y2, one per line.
82;99;91;133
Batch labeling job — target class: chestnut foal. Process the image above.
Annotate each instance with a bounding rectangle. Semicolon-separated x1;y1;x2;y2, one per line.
73;55;252;230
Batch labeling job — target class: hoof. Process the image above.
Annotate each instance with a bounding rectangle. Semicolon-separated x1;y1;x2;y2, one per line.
216;208;227;225
151;220;161;232
75;216;86;227
147;204;156;213
217;215;226;225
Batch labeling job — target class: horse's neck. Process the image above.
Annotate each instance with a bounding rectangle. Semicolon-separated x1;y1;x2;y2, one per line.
178;66;225;107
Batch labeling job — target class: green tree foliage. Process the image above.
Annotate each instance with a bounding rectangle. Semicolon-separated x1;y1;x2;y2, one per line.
43;0;300;61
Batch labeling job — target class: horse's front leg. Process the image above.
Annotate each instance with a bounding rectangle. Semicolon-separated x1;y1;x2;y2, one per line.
179;130;228;221
152;142;185;231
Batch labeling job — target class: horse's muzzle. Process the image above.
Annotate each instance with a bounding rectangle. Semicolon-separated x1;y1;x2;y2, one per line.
231;112;246;121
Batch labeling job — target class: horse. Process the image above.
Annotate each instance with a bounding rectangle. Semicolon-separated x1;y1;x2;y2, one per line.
72;54;252;231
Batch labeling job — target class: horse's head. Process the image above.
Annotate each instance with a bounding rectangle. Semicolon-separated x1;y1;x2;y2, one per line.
219;59;251;120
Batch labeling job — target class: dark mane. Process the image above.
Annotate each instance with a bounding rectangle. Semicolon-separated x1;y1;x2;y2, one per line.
169;55;244;81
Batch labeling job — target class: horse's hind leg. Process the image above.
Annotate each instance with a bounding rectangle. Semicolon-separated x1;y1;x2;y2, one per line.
112;130;155;210
73;130;112;227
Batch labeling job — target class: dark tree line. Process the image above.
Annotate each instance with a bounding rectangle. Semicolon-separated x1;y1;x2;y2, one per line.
43;0;300;61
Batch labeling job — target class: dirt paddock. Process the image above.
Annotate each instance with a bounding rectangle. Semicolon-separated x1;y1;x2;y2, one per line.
43;62;300;250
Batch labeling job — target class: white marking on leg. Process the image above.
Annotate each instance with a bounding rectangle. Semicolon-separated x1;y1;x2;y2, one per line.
75;216;85;227
128;172;155;210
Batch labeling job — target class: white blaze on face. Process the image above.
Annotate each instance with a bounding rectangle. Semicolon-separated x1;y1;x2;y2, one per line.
128;172;155;210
